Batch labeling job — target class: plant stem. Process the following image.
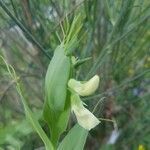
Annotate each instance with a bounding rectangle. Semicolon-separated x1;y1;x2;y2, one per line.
0;0;51;59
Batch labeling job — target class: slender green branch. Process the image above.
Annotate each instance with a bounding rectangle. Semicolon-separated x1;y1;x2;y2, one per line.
10;0;19;18
86;6;149;79
0;0;51;59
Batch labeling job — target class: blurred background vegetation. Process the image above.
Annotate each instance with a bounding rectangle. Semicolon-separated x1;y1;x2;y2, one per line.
0;0;150;149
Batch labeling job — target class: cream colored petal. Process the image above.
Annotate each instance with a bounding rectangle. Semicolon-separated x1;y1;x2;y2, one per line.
72;104;100;130
68;75;100;96
78;75;99;96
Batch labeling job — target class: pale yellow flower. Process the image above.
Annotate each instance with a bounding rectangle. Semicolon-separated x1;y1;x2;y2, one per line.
68;75;99;96
71;94;100;130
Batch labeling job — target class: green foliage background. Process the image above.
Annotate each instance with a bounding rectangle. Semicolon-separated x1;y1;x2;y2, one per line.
0;0;150;149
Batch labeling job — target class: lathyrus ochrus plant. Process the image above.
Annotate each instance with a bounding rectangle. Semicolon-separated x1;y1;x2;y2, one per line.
43;15;100;149
1;15;100;150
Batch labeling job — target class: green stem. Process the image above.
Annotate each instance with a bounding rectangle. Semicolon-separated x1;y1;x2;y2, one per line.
0;0;51;59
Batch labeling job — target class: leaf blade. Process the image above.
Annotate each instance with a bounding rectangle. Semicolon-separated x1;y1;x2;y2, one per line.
58;124;88;150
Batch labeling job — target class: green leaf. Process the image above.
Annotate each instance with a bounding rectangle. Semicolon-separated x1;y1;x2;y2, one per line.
63;14;83;55
74;57;92;68
43;44;71;146
45;44;70;112
58;124;88;150
43;96;70;147
17;92;54;150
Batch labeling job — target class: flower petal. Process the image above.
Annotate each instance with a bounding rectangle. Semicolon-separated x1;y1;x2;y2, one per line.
68;75;99;96
72;104;100;130
71;94;100;130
